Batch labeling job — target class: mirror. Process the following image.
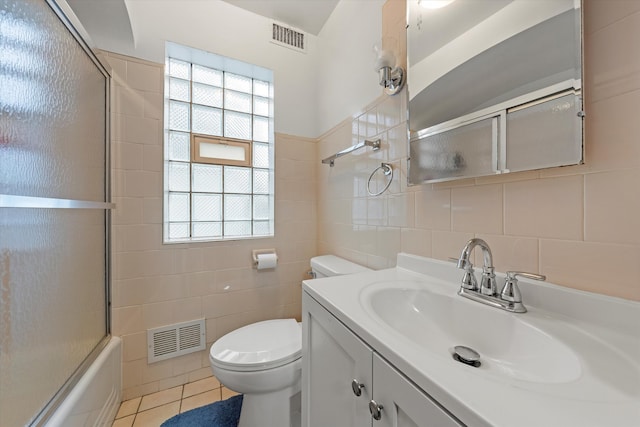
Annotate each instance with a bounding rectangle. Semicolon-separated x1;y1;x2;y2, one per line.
407;0;583;184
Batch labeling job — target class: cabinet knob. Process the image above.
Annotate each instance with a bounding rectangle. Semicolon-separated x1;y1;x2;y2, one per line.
351;379;365;397
369;399;383;421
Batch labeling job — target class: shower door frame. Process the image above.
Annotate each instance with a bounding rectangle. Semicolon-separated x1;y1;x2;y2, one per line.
0;0;113;425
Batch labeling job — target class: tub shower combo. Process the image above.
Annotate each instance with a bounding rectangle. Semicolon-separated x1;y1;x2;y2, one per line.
0;1;120;426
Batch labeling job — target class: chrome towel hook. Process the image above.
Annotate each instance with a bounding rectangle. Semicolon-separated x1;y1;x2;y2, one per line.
367;163;393;196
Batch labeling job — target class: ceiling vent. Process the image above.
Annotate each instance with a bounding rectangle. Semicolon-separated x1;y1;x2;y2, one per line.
271;22;306;53
147;319;206;363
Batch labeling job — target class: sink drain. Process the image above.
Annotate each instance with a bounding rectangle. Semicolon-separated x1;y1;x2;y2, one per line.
453;345;481;368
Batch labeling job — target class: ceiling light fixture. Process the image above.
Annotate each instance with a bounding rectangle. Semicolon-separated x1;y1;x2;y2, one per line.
419;0;456;10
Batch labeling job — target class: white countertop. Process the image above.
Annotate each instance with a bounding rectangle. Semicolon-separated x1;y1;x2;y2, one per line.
303;253;640;427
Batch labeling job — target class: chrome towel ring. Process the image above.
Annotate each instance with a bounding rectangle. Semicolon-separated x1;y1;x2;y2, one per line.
367;163;393;196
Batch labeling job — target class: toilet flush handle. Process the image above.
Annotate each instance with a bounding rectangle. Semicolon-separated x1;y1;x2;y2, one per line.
351;379;365;397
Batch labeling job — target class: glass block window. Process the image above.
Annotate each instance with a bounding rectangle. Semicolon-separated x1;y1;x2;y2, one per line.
164;51;274;243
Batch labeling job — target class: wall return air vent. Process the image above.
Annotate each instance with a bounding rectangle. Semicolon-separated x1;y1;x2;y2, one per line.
271;22;306;53
147;319;206;363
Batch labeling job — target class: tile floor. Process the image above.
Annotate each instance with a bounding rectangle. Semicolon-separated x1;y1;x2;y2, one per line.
112;376;240;427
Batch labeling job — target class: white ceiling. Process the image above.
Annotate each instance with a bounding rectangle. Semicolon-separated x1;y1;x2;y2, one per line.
67;0;339;56
67;0;135;50
220;0;340;35
67;0;340;60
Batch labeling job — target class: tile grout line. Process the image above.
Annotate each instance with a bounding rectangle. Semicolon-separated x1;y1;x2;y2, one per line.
114;378;236;426
131;397;141;425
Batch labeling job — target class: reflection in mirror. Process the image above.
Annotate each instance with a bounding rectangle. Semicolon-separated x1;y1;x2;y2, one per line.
407;0;583;184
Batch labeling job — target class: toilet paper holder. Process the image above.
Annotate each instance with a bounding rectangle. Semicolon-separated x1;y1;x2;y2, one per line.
252;249;277;267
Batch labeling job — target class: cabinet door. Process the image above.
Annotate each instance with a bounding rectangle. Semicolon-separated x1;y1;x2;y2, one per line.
302;293;373;427
371;354;463;427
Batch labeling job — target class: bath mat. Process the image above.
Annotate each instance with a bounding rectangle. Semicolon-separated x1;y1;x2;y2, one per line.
161;395;243;427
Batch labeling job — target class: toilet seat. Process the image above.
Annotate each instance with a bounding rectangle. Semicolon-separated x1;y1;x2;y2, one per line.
210;319;301;372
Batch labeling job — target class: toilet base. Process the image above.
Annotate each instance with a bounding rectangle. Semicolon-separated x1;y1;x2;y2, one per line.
238;384;301;427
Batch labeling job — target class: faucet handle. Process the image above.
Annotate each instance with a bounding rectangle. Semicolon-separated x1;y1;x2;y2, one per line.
500;271;546;303
451;258;477;291
449;257;478;290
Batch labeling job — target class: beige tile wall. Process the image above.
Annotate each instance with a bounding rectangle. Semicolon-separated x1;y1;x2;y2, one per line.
101;0;639;400
317;0;640;302
101;51;317;400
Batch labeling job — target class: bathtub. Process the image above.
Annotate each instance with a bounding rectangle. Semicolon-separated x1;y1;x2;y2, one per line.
43;336;122;427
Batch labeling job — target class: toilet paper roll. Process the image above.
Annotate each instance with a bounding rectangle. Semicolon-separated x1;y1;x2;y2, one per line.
256;253;278;270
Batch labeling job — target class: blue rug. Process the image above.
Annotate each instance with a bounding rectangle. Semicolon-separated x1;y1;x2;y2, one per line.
161;395;243;427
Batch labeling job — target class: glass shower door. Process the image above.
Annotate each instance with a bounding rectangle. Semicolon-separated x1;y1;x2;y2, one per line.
0;0;111;425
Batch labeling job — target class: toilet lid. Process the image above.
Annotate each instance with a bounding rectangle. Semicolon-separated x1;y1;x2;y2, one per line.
210;319;301;371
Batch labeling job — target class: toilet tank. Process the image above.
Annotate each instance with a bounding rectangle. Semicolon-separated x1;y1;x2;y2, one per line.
310;255;370;278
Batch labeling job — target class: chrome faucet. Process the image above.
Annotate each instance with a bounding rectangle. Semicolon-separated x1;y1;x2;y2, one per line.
455;238;545;313
457;238;497;296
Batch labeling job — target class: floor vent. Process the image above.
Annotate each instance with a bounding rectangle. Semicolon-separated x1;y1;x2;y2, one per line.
271;22;306;53
147;319;206;363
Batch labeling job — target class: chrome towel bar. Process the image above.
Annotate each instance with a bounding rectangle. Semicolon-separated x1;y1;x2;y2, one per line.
321;139;381;167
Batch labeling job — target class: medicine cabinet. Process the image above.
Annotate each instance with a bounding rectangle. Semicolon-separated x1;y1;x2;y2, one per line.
407;0;583;183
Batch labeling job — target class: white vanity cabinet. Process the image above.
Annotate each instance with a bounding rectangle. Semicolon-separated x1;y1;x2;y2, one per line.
302;292;372;426
372;354;462;427
302;293;462;427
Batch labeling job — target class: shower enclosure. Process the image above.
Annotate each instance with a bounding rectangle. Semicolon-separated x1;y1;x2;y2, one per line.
0;0;113;425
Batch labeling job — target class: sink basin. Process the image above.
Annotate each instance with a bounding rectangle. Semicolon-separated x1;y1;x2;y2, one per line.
306;253;640;425
360;280;582;384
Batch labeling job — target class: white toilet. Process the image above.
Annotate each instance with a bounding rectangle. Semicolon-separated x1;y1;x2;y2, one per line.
209;255;370;427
